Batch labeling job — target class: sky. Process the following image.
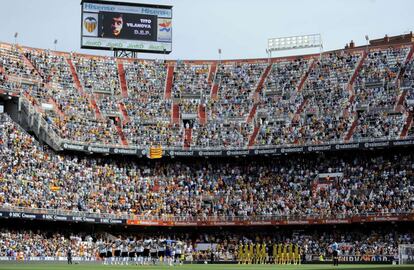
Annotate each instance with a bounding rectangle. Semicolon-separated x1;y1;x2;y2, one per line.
0;0;412;60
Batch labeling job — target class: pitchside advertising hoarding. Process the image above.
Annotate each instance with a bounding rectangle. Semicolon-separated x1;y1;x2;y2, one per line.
81;0;172;53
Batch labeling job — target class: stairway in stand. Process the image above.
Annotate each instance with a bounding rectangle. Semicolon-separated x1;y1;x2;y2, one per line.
395;45;414;111
246;64;272;124
254;64;272;94
248;125;260;147
400;112;413;138
208;62;219;100
118;102;130;123
246;104;257;124
90;97;103;121
115;122;129;146
198;104;206;125
116;59;128;98
183;128;192;149
296;60;315;93
65;57;84;95
66;56;102;120
164;65;174;99
171;103;180;124
344;115;358;142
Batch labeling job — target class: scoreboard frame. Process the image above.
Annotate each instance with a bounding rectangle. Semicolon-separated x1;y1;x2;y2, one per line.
80;0;173;54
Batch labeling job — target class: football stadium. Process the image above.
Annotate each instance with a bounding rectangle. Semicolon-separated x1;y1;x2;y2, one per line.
0;0;414;269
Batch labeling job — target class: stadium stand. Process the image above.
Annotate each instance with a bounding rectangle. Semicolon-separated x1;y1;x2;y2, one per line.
0;35;414;265
1;41;413;150
1;113;413;219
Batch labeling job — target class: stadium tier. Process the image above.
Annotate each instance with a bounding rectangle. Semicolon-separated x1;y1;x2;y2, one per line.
0;37;413;156
0;112;413;222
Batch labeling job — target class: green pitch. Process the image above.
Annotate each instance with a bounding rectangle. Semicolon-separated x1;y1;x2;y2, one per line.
0;264;414;270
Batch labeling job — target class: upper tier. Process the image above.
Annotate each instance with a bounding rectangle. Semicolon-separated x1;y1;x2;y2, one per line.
1;40;414;155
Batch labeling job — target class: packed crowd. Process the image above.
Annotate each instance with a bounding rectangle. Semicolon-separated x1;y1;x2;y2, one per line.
1;44;414;149
1;113;414;220
353;110;405;139
72;55;120;95
192;120;252;148
19;48;120;145
0;229;95;260
255;59;308;145
296;52;360;143
123;120;182;147
172;62;209;98
256;52;361;145
122;59;170;121
352;47;410;140
0;46;40;82
0;227;412;262
212;62;267;119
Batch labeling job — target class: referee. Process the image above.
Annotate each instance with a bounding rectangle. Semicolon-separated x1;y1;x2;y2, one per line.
331;241;339;266
67;247;73;265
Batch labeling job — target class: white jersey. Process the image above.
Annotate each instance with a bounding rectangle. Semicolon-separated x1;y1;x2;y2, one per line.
175;245;182;255
150;244;158;253
159;245;165;252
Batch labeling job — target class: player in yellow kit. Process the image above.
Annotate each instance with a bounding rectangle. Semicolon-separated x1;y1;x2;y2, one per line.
237;243;243;264
256;243;262;264
276;243;282;264
254;243;260;264
282;243;288;264
243;243;249;264
260;242;267;264
249;243;254;264
294;244;301;265
289;243;294;264
272;243;277;264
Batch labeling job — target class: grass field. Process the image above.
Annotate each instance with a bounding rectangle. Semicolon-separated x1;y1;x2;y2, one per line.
0;264;414;270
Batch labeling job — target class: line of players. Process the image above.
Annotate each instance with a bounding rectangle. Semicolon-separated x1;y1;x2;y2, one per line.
97;238;186;266
237;242;302;264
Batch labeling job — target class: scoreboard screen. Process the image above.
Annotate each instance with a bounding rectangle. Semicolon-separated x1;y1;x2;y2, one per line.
81;0;172;54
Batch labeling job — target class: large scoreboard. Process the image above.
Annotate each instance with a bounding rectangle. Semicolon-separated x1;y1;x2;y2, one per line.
81;0;172;54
